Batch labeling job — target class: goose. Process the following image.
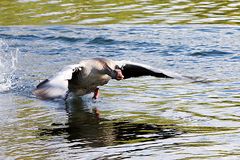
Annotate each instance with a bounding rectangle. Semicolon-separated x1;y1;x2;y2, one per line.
33;58;192;100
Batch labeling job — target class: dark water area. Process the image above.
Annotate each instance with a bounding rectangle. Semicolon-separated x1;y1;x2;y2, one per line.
0;25;240;159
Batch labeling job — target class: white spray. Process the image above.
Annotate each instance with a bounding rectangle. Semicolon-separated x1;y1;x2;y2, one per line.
0;39;18;92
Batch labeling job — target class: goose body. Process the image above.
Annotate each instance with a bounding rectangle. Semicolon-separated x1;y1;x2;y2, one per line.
67;58;119;97
33;58;188;100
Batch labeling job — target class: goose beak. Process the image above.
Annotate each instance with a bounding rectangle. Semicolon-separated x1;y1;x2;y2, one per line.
115;69;124;80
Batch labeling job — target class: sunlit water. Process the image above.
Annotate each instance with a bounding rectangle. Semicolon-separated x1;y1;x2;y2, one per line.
0;25;240;159
1;1;240;159
1;0;240;25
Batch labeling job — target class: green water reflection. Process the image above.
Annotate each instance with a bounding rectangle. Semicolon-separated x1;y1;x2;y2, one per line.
1;0;240;25
1;95;238;159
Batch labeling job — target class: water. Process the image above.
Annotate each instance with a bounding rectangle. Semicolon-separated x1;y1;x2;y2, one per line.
1;0;240;159
0;25;239;159
1;0;240;25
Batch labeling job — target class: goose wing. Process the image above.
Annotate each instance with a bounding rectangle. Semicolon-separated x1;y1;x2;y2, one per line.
115;60;188;80
33;64;81;99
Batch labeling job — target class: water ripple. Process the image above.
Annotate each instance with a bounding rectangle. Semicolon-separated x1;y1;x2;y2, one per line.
190;50;234;57
1;0;240;25
45;36;85;43
88;36;118;45
0;26;240;159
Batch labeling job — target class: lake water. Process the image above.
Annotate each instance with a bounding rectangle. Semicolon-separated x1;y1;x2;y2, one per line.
1;25;240;160
1;0;240;25
0;0;240;160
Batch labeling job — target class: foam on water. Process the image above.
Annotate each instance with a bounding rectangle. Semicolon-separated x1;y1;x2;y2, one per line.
0;39;18;92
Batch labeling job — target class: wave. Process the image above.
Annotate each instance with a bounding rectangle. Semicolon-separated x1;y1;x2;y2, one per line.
190;50;234;57
0;33;40;40
0;33;85;43
88;36;123;45
45;36;85;43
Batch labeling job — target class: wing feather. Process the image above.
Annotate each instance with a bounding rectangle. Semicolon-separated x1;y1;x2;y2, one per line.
33;64;81;99
115;61;177;79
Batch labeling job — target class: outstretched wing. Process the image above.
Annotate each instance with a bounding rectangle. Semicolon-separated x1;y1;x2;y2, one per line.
121;63;172;79
115;61;188;80
33;64;81;99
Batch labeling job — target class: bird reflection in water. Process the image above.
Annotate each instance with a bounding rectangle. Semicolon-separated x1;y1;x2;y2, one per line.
38;97;182;147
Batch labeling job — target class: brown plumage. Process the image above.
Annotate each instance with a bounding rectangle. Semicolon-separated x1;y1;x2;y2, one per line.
33;58;189;100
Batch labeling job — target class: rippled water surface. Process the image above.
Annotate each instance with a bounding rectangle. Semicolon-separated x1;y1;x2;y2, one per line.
0;25;240;159
1;0;240;25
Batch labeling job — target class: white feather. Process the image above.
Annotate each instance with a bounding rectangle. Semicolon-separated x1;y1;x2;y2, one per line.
34;64;81;99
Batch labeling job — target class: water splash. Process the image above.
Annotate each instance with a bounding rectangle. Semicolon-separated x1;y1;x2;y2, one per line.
0;39;18;92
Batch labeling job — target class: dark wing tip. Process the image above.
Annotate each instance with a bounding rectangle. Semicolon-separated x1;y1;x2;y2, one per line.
122;64;173;79
36;79;49;89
